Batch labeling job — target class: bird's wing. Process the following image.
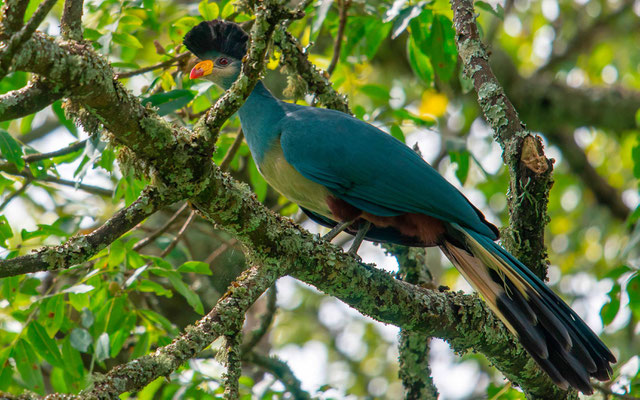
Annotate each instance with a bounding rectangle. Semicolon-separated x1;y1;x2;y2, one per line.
278;106;498;239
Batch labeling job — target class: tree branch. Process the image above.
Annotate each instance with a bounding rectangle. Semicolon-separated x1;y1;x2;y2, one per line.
0;77;65;122
115;52;190;79
223;332;243;400
451;0;554;280
133;202;189;251
61;0;84;41
23;139;87;162
326;0;350;76
219;128;245;171
386;245;438;399
0;186;171;278
0;0;59;80
0;161;113;197
241;285;277;353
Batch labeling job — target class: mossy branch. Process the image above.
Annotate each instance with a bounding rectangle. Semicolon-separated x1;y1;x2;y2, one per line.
450;0;554;281
0;186;172;278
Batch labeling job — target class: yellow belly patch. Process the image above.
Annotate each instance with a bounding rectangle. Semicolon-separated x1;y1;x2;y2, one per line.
259;143;333;218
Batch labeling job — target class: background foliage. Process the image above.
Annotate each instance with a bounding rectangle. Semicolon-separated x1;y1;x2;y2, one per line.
1;0;639;398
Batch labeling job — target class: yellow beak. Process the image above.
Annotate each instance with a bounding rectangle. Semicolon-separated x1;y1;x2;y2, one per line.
189;60;213;79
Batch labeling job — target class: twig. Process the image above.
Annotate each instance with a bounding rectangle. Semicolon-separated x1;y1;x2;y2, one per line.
116;52;190;79
243;352;311;400
133;202;189;251
0;0;29;37
61;0;84;41
159;209;196;257
219;129;245;171
23;139;87;163
205;238;239;265
241;285;277;352
326;0;350;76
0;177;31;211
0;77;66;121
223;332;243;400
0;186;170;278
0;0;59;80
18;117;61;143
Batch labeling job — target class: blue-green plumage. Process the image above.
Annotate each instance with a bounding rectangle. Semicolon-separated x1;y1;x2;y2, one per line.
184;20;615;394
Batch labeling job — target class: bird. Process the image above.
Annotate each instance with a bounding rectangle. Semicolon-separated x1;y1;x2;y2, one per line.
183;19;616;394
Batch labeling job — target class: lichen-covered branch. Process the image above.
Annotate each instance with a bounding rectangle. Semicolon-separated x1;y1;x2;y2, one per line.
0;186;171;278
386;245;438;399
60;0;84;41
450;0;553;280
0;0;30;36
0;77;65;121
274;28;352;114
0;0;59;80
222;332;243;400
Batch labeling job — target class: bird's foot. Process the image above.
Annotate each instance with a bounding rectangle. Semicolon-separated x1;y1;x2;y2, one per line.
346;221;371;259
322;219;355;242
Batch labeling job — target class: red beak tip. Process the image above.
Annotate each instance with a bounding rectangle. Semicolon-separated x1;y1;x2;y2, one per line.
189;68;203;79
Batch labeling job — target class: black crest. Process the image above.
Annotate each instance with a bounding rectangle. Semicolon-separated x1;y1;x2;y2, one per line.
183;20;249;60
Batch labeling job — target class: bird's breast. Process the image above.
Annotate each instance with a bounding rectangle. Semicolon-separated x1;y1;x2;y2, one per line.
259;143;333;218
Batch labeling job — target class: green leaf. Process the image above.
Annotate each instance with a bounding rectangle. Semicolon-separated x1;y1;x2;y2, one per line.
390;124;405;142
475;1;504;19
0;215;13;247
136;279;172;297
449;150;471;185
13;339;45;394
142;89;195;116
95;332;110;362
198;0;219;19
632;139;640;179
109;239;126;268
2;276;19;303
359;84;391;102
139;309;178;335
600;283;621;325
178;261;212;275
131;331;150;359
62;336;85;380
112;32;144;49
0;129;25;170
41;294;65;337
427;15;457;82
627;273;640;319
407;36;433;86
70;328;92;352
166;271;204;314
27;321;64;368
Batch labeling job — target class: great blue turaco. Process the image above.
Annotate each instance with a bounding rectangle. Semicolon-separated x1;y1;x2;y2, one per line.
183;19;615;394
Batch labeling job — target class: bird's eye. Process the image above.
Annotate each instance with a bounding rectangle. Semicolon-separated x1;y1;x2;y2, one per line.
218;57;229;66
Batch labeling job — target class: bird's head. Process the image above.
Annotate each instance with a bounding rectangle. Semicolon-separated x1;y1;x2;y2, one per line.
183;19;248;89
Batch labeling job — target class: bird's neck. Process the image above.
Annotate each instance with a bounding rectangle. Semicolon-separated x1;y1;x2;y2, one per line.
238;81;287;164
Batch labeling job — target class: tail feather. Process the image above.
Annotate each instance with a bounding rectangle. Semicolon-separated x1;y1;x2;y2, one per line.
441;224;616;394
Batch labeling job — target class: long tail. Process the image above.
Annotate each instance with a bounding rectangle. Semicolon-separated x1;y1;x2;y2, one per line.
440;223;616;394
